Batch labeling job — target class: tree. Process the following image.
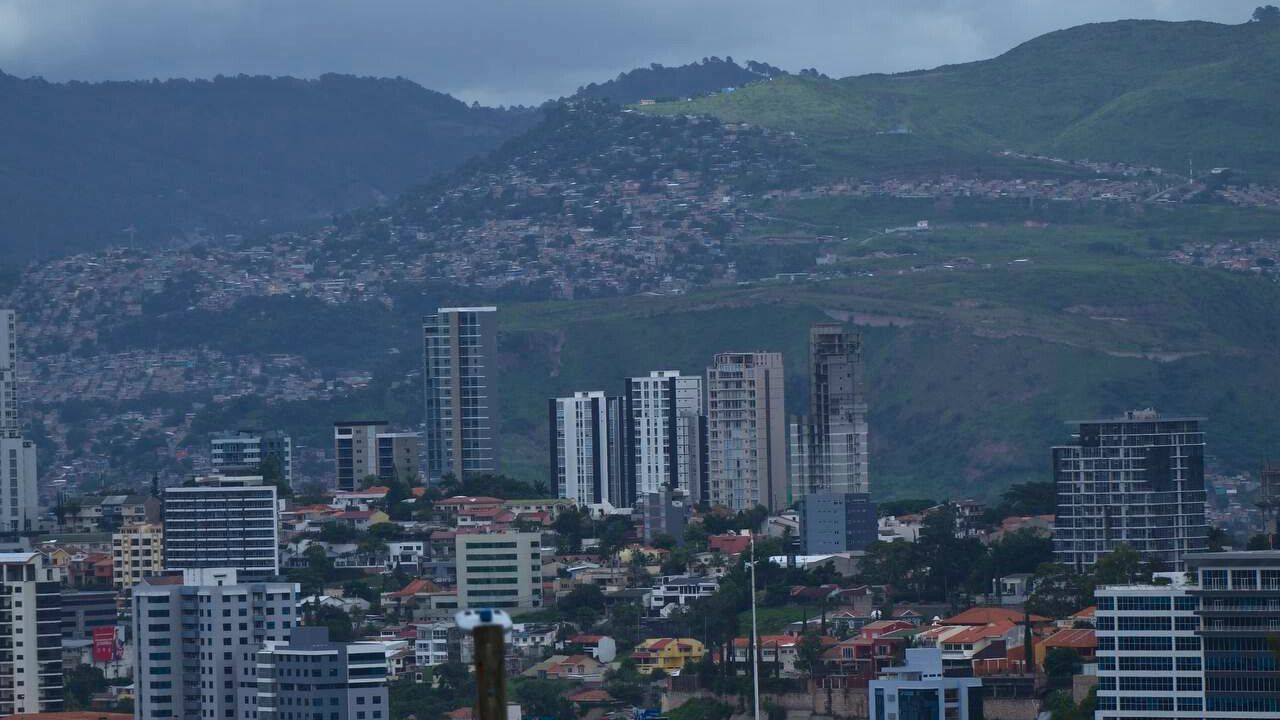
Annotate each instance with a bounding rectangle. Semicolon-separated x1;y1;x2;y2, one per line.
683;522;710;551
878;498;936;517
669;697;733;720
559;584;605;627
1045;647;1082;684
64;665;108;709
987;481;1056;521
1253;5;1280;23
1093;545;1149;586
513;678;576;719
990;529;1054;575
259;455;292;498
1026;563;1091;618
794;630;825;680
652;532;678;550
309;605;354;642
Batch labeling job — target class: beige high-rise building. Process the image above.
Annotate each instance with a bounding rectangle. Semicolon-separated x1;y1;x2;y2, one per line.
455;532;542;611
706;351;787;512
112;522;164;594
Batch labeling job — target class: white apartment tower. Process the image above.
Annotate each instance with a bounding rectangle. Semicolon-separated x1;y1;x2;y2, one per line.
624;371;706;505
706;352;787;512
132;568;298;720
0;310;38;532
163;475;280;580
549;391;624;507
0;552;63;715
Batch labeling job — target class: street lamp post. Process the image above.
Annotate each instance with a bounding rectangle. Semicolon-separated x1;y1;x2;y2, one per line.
750;534;761;720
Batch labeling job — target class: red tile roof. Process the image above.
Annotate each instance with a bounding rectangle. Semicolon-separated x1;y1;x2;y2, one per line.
386;578;440;598
567;689;614;703
1042;628;1096;649
944;607;1049;626
940;621;1017;644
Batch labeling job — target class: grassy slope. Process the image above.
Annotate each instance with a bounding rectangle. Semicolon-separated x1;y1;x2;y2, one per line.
639;19;1280;178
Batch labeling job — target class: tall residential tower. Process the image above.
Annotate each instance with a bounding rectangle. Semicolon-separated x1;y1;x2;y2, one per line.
1053;409;1208;570
549;391;624;507
790;323;868;500
423;307;500;480
0;310;38;533
624;371;706;505
706;352;787;512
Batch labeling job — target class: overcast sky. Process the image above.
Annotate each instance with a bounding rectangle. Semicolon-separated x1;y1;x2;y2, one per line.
0;1;1263;106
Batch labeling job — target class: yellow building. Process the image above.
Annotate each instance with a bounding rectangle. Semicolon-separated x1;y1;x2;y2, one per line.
113;523;164;594
632;637;705;674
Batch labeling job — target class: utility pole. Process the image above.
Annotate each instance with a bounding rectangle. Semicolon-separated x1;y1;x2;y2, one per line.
474;625;506;720
750;534;761;720
457;609;513;720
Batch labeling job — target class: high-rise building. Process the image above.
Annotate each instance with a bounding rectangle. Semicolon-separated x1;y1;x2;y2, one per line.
456;532;542;611
334;421;419;491
211;429;293;485
162;475;279;580
0;309;16;434
0;310;38;533
623;371;706;506
60;589;117;641
0;552;63;715
423;306;500;481
1187;550;1280;718
132;568;298;720
640;489;691;546
1052;409;1208;570
376;431;420;486
1095;551;1280;719
256;626;390;720
334;420;386;492
801;492;877;554
112;522;164;596
549;391;624;507
706;352;787;512
790;324;868;502
1094;573;1202;719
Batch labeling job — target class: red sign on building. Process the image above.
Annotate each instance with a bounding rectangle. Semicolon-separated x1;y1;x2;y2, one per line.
92;626;120;662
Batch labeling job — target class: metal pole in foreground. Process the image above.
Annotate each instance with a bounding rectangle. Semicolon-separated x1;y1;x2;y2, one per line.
473;624;506;720
750;534;761;720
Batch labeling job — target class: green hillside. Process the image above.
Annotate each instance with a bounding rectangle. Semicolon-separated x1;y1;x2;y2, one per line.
0;72;536;261
640;18;1280;178
177;242;1280;502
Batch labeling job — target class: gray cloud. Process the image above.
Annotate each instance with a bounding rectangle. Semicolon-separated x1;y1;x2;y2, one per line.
0;0;1263;106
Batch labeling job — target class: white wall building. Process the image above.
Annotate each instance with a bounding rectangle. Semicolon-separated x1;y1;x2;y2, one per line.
132;568;298;720
550;391;624;508
869;648;983;720
624;371;705;505
0;552;63;715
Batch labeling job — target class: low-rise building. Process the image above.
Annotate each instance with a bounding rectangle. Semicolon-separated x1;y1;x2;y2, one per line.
633;637;705;674
869;648;983;720
112;522;164;596
650;575;718;615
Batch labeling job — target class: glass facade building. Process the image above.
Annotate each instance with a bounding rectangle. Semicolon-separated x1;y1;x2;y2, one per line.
423;307;500;480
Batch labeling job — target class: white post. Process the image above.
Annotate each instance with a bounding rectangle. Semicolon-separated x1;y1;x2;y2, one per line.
750;533;761;720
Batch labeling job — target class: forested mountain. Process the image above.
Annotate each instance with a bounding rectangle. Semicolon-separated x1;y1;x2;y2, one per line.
572;57;786;104
640;18;1280;180
0;72;537;261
